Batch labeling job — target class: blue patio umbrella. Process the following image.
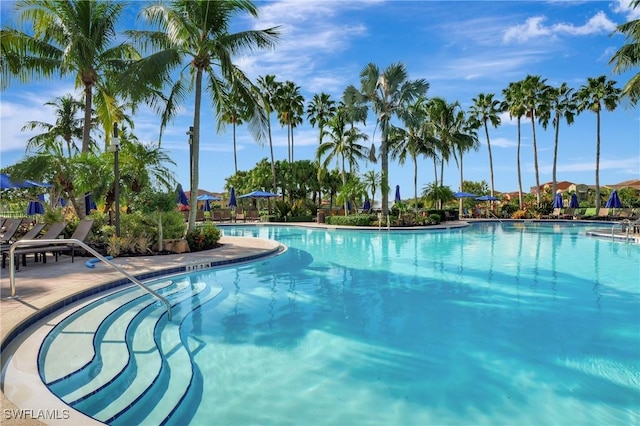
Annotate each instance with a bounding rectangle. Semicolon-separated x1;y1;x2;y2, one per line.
228;187;237;208
552;193;564;209
605;190;622;209
57;198;67;207
1;173;51;189
475;195;499;202
238;190;278;199
176;184;189;207
85;193;97;215
394;185;401;203
453;191;478;199
362;199;371;211
196;194;221;201
569;193;579;209
26;194;45;215
202;200;211;212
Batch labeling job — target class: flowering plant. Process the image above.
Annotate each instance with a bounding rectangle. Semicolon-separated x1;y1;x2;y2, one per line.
185;222;221;251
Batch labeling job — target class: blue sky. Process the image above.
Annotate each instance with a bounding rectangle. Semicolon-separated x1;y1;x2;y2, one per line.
1;0;639;199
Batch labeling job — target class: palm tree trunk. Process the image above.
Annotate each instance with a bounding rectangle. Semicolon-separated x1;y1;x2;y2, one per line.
531;113;541;205
552;112;560;196
381;137;389;217
188;68;203;231
595;110;601;213
268;118;276;190
233;121;238;174
459;149;464;218
433;158;438;186
413;156;418;213
82;83;92;153
484;122;495;197
517;118;523;209
341;155;348;216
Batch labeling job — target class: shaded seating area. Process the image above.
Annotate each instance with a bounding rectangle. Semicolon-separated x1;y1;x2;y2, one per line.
38;219;94;264
1;223;46;267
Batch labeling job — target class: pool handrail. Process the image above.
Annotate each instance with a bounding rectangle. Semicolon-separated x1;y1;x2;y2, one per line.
7;238;173;320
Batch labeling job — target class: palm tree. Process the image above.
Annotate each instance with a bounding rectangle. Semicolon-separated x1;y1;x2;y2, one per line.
392;96;436;212
361;170;381;206
1;0;139;152
521;75;550;205
538;83;576;195
425;97;462;187
469;93;501;197
275;80;305;164
307;92;337;145
255;75;281;191
126;1;279;230
574;75;621;211
217;83;249;175
353;62;428;217
21;94;85;158
450;109;480;217
317;108;369;215
502;81;527;209
609;0;640;105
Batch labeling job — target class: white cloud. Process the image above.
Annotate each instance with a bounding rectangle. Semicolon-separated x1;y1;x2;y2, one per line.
612;0;640;20
489;137;517;148
503;11;617;43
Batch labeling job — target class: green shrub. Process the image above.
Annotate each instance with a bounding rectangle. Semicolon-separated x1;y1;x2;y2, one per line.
160;211;187;239
185;222;221;252
427;214;441;225
326;214;375;226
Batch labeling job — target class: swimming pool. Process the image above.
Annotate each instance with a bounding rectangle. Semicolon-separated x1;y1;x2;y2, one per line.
10;223;640;424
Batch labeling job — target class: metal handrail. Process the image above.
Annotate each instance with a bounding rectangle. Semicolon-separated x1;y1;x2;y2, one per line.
612;219;632;242
7;238;172;320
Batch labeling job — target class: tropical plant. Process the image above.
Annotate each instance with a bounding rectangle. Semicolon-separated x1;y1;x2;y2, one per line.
469;93;501;198
450;109;479;217
350;62;429;217
217;82;250;175
502;81;527;209
520;75;551;205
307;92;337;145
255;74;281;189
275;80;305;164
609;0;640;105
361;170;380;207
125;1;279;231
1;0;139;152
574;75;621;211
422;183;454;208
317;108;369;215
538;83;576;195
185;222;221;252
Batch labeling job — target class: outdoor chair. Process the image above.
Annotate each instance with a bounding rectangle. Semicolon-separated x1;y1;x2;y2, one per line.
0;218;23;244
595;208;610;220
211;211;222;222
560;207;575;220
196;211;205;222
235;210;246;223
1;222;46;268
6;221;68;270
246;210;260;222
39;219;94;264
576;207;597;220
219;209;232;222
544;208;562;219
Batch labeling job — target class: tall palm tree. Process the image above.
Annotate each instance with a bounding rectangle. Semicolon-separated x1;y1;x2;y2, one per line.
217;82;249;175
392;96;435;212
1;0;139;152
126;1;279;230
276;80;305;164
352;62;428;217
451;109;480;217
538;83;576;195
425;97;461;187
317;108;369;215
521;75;550;205
469;93;502;197
361;170;380;206
21;94;85;158
574;75;621;211
502;81;527;209
609;0;640;105
255;74;281;191
307;92;337;145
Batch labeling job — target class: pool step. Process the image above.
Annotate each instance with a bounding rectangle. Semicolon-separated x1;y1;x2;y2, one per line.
45;280;197;402
108;283;223;426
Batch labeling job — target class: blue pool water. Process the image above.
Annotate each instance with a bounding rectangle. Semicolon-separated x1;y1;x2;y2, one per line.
39;223;640;425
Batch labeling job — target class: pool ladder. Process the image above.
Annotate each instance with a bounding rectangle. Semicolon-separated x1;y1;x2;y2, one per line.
6;238;172;320
611;219;634;243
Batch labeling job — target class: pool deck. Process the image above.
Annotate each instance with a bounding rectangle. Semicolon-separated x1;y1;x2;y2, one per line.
0;219;635;425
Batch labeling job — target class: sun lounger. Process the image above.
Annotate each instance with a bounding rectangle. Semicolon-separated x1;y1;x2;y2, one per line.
0;218;24;244
543;208;562;219
561;207;575;219
219;209;232;222
1;223;46;267
235;210;246;223
246;210;260;222
576;207;597;220
41;219;94;263
5;221;68;270
595;208;610;220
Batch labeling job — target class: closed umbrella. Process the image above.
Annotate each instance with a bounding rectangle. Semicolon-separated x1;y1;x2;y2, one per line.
394;185;401;203
57;198;67;207
553;193;563;209
85;193;97;215
605;190;622;216
26;194;45;215
569;193;579;209
228;187;237;208
176;184;189;207
362;199;371;212
202;200;211;212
